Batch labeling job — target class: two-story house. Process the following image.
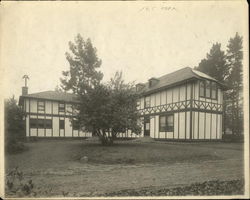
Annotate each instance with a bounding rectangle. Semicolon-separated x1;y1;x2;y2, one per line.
136;67;226;140
19;67;226;140
18;89;92;138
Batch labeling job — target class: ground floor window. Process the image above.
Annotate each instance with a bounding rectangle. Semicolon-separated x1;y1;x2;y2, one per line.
159;114;174;132
59;119;65;130
72;120;79;130
30;118;52;129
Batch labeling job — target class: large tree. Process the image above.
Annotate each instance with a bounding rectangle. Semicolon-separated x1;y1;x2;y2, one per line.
76;72;141;145
195;43;229;83
60;34;103;94
60;35;141;145
225;33;243;135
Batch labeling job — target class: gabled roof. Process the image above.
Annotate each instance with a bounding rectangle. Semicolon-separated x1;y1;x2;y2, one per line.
137;67;225;95
19;90;79;104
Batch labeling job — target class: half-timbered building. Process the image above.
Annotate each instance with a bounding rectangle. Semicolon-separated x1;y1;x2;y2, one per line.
19;89;92;138
136;67;226;140
19;67;226;140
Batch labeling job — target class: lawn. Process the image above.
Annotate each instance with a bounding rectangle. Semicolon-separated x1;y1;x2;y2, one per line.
5;138;244;197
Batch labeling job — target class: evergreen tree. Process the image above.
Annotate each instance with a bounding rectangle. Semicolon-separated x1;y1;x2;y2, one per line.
226;33;243;135
195;43;228;83
60;34;103;95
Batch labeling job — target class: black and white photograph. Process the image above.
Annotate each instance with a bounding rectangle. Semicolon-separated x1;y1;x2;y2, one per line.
0;0;249;199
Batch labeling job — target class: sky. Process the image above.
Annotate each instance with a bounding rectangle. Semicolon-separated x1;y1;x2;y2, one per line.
0;1;248;99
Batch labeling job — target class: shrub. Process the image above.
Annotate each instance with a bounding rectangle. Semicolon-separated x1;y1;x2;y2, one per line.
5;97;26;154
222;134;244;142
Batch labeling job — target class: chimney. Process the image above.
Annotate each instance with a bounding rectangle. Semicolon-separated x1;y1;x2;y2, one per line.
148;77;159;87
22;86;28;95
22;75;29;95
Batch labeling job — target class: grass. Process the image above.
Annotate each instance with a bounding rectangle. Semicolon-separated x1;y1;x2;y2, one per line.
5;138;244;197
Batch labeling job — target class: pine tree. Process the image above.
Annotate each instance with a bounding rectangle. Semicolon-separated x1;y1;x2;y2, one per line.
226;33;243;135
60;34;103;95
195;43;229;83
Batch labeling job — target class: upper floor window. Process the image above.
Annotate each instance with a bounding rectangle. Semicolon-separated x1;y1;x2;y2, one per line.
200;81;205;97
144;96;151;108
38;101;45;112
211;82;217;99
59;103;65;112
205;80;211;98
200;80;217;100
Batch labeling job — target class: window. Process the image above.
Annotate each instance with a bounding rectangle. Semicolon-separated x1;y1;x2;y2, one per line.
37;119;44;129
205;80;211;98
38;101;45;112
211;82;217;99
59;103;65;112
200;80;217;99
45;119;52;129
159;114;174;132
30;118;37;128
159;116;166;132
59;120;65;130
72;120;79;130
144;96;150;108
166;115;174;132
29;118;52;129
199;81;205;97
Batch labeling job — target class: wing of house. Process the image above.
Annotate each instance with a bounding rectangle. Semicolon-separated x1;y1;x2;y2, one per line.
19;90;91;137
135;67;227;140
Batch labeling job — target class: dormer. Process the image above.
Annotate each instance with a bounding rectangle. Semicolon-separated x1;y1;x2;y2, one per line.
136;83;145;92
148;77;159;87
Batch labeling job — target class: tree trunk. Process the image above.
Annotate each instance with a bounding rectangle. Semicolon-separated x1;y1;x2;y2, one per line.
98;129;114;146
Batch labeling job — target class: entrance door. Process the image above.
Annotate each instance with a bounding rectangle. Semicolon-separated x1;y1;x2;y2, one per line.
144;116;150;136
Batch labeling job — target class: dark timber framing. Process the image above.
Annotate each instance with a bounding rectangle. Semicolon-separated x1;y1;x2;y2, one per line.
138;78;223;141
178;87;180;139
190;82;193;139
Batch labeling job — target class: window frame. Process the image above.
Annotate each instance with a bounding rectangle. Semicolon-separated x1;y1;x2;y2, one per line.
59;102;65;112
44;119;52;129
211;82;218;100
199;80;218;100
144;96;151;108
38;100;45;112
205;80;211;98
72;120;79;130
30;118;38;128
59;119;65;130
159;114;174;132
199;80;205;98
